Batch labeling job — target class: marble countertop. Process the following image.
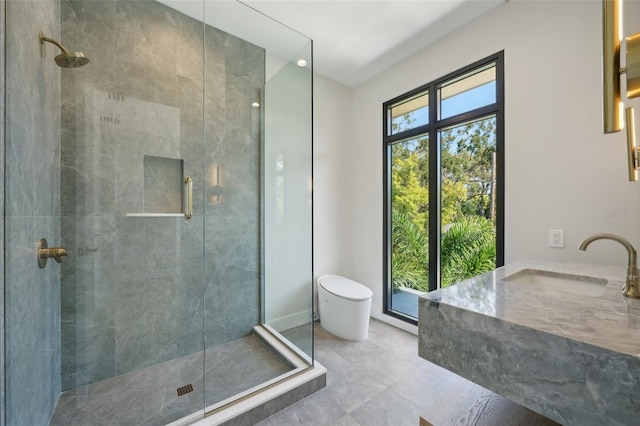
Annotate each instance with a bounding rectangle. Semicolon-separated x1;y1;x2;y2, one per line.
422;259;640;356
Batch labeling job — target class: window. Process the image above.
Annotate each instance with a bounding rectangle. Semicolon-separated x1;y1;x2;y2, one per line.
383;52;504;324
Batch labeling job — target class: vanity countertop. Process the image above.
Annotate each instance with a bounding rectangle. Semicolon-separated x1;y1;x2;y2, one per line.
422;259;640;356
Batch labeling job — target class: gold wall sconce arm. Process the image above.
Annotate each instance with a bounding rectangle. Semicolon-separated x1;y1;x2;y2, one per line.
207;163;224;204
603;0;640;181
603;0;623;133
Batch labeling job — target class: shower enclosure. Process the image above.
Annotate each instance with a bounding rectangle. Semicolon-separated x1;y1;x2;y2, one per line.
0;0;316;425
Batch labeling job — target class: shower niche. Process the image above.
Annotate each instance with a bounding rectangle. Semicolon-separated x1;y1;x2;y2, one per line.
143;155;184;214
126;155;187;217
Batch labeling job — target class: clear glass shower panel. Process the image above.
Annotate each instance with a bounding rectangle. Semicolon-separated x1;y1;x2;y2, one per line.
263;42;314;358
201;1;314;410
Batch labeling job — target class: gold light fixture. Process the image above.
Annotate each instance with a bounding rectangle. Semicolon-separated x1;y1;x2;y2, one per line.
207;163;224;204
603;0;640;181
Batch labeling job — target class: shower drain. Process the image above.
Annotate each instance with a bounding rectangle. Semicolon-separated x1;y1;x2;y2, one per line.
176;384;194;396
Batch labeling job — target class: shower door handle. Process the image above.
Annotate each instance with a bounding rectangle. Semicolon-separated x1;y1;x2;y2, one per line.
184;176;193;220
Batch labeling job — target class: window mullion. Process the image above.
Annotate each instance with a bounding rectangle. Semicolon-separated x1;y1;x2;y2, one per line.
384;124;430;144
435;104;499;130
428;84;439;293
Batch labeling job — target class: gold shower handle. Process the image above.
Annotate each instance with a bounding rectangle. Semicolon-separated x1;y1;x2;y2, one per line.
47;248;68;262
184;176;193;220
37;238;68;268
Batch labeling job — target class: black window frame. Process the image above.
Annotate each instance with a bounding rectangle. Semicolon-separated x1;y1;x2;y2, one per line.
382;51;505;325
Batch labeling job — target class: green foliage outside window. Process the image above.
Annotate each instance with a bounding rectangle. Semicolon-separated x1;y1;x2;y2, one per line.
391;115;497;292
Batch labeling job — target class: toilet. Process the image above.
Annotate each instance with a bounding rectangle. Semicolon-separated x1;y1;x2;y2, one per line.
317;275;373;341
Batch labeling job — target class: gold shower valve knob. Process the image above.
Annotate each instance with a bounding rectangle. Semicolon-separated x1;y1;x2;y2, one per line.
47;247;68;259
37;238;68;268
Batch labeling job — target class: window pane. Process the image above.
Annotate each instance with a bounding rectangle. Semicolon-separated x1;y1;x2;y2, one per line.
439;115;497;288
388;91;429;135
390;135;429;317
438;64;496;120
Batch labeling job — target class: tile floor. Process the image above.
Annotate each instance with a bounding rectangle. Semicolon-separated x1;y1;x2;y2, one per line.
257;319;560;426
49;335;292;426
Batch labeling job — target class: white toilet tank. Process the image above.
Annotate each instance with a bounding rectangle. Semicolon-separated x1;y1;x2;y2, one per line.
318;275;373;341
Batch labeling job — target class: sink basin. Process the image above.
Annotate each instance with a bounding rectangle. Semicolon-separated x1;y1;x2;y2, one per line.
502;269;608;297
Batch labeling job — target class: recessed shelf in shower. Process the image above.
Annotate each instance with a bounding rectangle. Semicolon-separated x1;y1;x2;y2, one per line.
126;155;186;217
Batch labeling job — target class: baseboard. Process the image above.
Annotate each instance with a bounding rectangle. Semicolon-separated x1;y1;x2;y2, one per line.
266;309;312;332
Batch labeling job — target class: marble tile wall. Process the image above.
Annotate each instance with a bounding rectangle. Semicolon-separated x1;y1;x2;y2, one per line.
203;24;263;350
60;0;264;395
143;155;184;214
4;0;62;424
0;0;5;423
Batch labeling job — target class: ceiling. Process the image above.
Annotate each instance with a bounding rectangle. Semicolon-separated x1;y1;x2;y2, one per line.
242;0;505;87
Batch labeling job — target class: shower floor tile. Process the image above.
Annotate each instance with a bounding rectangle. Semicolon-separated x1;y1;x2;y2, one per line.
49;335;293;426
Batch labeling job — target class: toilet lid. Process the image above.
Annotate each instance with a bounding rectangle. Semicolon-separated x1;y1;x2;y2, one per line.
319;275;373;301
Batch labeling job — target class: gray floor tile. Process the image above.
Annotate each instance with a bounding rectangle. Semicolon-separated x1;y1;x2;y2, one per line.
324;370;386;413
254;406;302;426
260;318;560;426
332;414;362;426
390;362;458;411
286;388;348;426
314;346;362;386
50;318;561;426
331;339;417;387
366;319;419;363
349;388;424;426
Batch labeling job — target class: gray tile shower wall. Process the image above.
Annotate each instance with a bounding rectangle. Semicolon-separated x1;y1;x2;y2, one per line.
0;0;6;424
4;0;62;424
204;25;263;348
59;0;264;391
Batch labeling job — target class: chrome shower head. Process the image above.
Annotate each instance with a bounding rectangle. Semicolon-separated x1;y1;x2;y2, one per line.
39;32;90;68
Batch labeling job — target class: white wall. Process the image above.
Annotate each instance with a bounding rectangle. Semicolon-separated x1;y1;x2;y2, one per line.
334;0;640;328
313;74;353;283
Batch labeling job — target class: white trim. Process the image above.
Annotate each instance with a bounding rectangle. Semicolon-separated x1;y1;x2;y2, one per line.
184;363;326;426
125;213;183;217
397;286;427;296
370;313;418;336
261;323;313;365
266;309;312;332
253;325;310;368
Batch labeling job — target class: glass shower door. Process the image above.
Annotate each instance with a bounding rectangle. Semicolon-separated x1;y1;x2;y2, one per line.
54;0;207;424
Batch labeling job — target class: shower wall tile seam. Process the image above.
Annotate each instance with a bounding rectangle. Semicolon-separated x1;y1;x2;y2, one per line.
0;0;6;423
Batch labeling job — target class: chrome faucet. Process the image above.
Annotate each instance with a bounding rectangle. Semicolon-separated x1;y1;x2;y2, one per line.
579;233;640;299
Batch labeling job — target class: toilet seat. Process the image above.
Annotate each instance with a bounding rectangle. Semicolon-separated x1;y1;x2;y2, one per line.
318;275;372;301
